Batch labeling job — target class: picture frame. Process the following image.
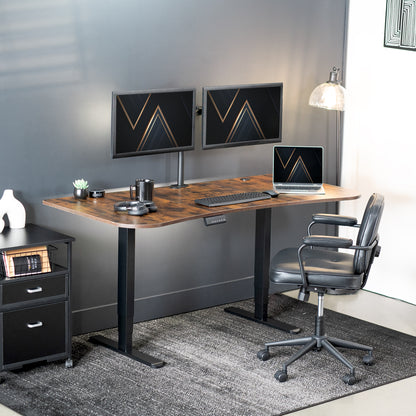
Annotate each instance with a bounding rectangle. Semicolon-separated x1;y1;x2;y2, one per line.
384;0;416;51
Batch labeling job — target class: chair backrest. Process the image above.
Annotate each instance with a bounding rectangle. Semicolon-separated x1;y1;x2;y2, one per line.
353;193;384;275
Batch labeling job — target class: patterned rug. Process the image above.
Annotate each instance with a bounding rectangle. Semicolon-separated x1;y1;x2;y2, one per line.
0;294;415;416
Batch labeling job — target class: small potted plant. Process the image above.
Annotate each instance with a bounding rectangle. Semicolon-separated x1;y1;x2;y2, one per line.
73;179;89;200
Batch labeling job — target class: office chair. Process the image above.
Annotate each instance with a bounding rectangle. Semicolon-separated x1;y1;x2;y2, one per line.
257;193;384;385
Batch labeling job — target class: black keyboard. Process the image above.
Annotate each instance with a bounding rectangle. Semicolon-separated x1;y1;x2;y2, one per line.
195;191;271;207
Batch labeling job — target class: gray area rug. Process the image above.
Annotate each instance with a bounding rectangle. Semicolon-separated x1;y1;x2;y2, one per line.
1;294;415;416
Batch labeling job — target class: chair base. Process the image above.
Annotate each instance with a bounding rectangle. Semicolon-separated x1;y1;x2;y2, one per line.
257;294;374;385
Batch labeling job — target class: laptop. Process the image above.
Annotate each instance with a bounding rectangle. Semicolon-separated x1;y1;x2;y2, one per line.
273;145;325;194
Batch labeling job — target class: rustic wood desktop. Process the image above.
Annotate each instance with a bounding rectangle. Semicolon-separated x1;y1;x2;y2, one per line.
43;174;360;369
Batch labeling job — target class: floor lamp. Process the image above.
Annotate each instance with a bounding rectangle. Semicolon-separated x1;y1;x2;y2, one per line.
309;67;346;186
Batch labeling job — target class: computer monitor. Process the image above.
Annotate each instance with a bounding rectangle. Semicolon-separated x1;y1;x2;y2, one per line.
202;83;283;149
111;88;195;187
111;88;195;157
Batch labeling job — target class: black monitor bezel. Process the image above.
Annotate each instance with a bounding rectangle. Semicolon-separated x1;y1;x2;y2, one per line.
201;82;283;150
111;87;196;158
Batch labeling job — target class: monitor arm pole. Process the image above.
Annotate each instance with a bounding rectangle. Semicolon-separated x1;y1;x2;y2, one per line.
170;151;189;189
171;105;201;189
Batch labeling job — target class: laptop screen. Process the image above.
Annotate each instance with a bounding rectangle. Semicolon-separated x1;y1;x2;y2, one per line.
273;145;324;184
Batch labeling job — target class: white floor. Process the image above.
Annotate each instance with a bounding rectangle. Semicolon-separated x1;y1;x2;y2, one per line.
0;290;414;416
285;290;416;416
0;406;19;416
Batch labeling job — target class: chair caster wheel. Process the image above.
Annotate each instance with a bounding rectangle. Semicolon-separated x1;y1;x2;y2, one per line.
363;354;374;366
65;358;73;368
274;370;288;382
257;349;270;361
342;373;356;385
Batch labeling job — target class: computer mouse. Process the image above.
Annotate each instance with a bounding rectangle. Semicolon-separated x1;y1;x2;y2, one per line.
144;201;158;212
128;204;149;216
263;190;279;198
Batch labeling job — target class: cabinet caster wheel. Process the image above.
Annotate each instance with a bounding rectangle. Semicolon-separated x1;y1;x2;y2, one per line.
274;370;288;382
65;358;73;368
363;354;374;366
257;349;270;361
342;373;356;385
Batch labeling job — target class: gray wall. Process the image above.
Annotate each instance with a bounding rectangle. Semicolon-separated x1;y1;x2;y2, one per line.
0;0;348;334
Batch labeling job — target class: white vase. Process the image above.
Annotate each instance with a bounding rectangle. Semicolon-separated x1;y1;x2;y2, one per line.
0;189;26;230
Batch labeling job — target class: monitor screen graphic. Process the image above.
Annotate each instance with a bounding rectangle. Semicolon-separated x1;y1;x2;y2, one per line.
111;88;195;158
202;83;283;149
273;145;323;184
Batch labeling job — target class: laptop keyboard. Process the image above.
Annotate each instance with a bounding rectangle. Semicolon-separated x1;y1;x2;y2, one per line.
278;185;321;191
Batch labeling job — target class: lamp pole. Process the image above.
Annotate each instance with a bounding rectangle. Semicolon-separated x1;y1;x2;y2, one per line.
336;109;341;186
309;67;346;187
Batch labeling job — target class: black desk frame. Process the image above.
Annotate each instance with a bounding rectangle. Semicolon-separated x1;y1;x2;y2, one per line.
90;228;165;368
90;207;299;368
225;208;300;334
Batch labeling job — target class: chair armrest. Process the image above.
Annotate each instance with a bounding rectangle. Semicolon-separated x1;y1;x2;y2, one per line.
312;213;358;227
303;235;353;249
296;236;354;291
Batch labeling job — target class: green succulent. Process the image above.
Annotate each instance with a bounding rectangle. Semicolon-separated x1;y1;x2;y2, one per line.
73;179;89;190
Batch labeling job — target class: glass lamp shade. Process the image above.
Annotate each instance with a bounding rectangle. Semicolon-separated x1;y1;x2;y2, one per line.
309;82;346;111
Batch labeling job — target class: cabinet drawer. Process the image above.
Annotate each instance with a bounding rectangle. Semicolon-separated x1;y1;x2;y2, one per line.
1;302;67;365
1;275;67;306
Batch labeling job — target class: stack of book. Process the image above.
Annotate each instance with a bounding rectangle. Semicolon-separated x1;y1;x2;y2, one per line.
1;245;51;278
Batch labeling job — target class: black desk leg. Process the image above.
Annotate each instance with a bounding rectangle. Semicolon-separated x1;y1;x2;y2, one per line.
225;208;300;334
90;228;165;368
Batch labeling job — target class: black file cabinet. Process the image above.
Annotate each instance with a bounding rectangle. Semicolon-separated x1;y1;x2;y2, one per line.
0;224;74;371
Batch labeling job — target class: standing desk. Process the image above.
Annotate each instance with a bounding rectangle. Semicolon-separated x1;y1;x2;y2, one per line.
43;174;359;369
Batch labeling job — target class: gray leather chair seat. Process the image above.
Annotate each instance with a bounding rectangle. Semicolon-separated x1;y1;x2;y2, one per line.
270;247;363;289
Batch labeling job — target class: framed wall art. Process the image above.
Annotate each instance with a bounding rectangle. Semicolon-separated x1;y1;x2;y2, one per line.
385;0;416;50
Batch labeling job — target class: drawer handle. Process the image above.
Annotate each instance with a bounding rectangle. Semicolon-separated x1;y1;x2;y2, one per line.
26;287;43;294
27;321;43;329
